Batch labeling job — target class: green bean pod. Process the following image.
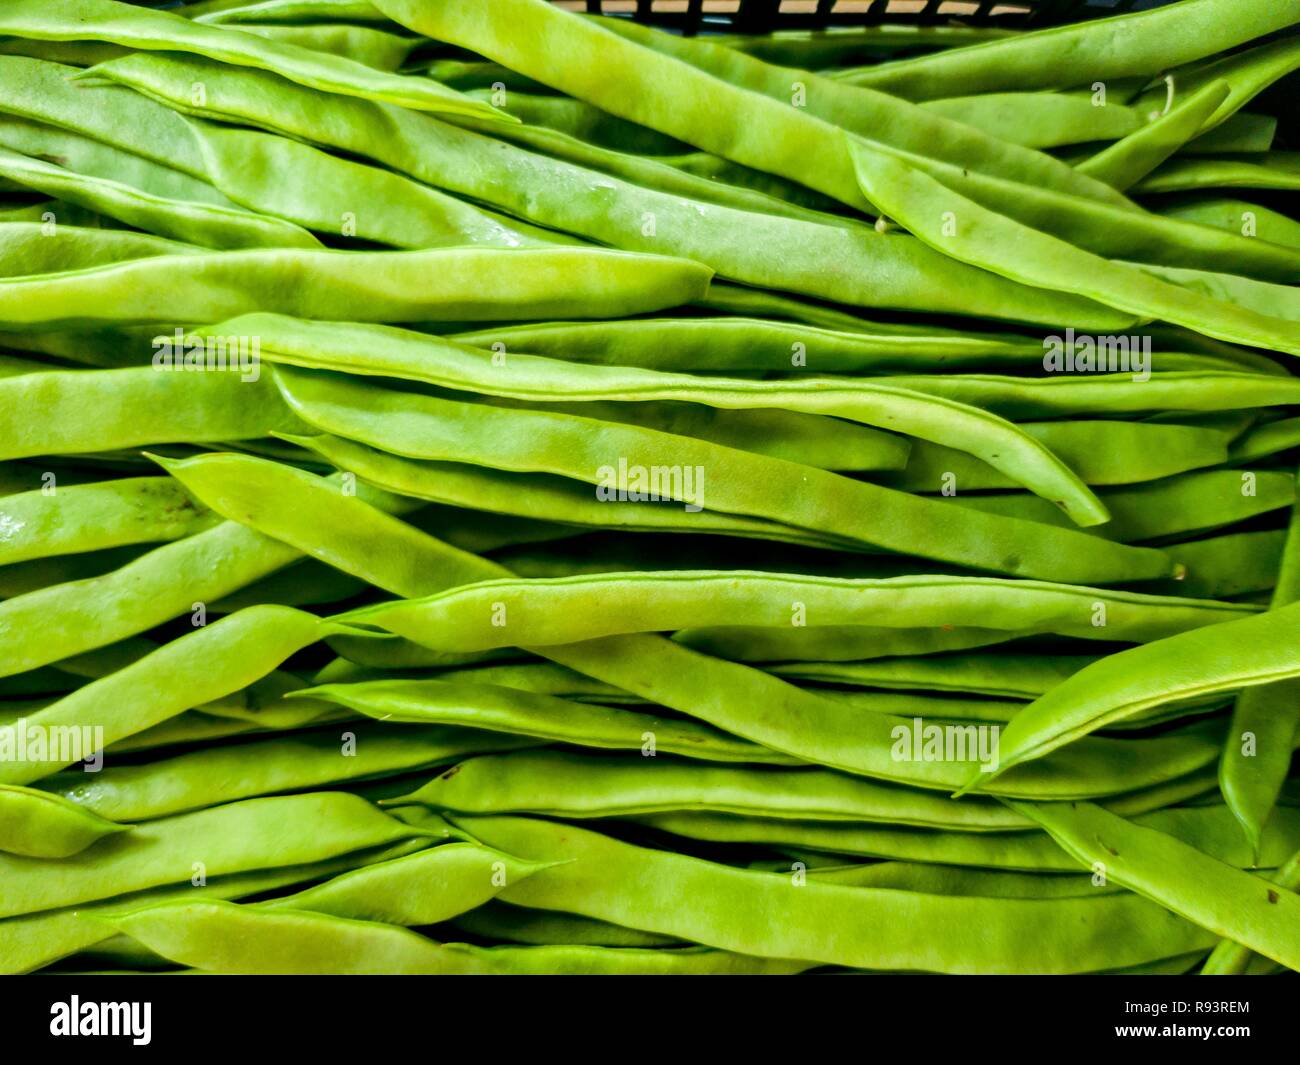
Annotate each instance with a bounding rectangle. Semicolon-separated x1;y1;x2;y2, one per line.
6;0;503;119
103;899;814;974
339;572;1249;653
964;601;1300;792
0;791;425;919
298;677;800;766
450;813;1214;973
0;783;128;858
1012;800;1300;972
0;606;340;782
46;721;538;821
0;144;321;249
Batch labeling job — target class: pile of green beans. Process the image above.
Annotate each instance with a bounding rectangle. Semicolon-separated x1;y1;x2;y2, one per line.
0;0;1297;977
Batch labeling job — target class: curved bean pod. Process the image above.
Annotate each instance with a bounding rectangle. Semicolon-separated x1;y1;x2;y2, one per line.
0;783;127;858
103;899;811;975
638;802;1300;872
943;468;1297;543
1077;80;1230;190
275;367;1173;581
452;814;1214;973
1135;35;1300;132
0;144;320;249
260;843;556;926
297;677;799;766
0;477;212;566
339;571;1248;653
882;420;1231;491
834;0;1299;100
1012;800;1300;972
850;144;1300;356
0;368;298;462
0;245;712;327
46;721;537;821
0;791;423;919
1221;488;1300;855
401;749;1034;831
231;313;1106;521
0;221;196;276
9;0;503;119
963;601;1300;793
0;605;341;784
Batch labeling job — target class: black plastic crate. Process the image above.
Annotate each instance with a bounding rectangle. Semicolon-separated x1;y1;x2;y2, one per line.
566;0;1181;34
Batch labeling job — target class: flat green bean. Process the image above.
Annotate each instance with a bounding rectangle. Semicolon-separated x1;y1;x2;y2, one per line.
452;814;1214;973
1014;800;1300;971
882;420;1230;491
0;476;212;565
1078;81;1230;190
13;0;502;118
1200;847;1300;974
1157;197;1300;249
0;144;320;249
259;843;555;925
104;899;811;975
450;900;679;950
0;791;425;918
229;313;1108;520
1133;154;1300;195
83;53;1135;326
770;652;1102;700
0;838;428;974
0;783;127;858
46;721;537;821
0;606;340;782
402;749;1034;831
297;677;799;766
286;431;879;552
449;316;1046;374
1221;488;1300;856
638;803;1300;872
0;245;712;327
0;221;195;276
834;0;1299;100
341;572;1247;653
963;601;1300;792
850;145;1300;356
274;367;1173;580
186;120;572;249
0;368;298;462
